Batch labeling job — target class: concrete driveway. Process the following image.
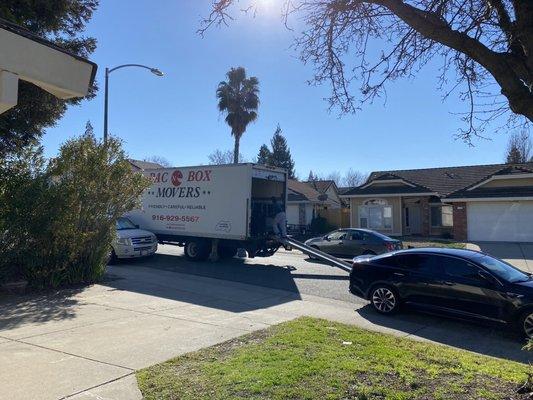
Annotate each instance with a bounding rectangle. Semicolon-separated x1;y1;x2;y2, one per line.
1;247;532;400
467;242;533;272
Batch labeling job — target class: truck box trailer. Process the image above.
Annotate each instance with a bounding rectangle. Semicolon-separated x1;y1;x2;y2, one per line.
126;163;288;260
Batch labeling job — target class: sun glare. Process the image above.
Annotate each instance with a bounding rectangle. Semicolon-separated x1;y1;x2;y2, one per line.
253;0;279;16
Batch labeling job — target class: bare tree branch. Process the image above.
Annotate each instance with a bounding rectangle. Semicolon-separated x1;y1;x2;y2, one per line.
200;0;533;141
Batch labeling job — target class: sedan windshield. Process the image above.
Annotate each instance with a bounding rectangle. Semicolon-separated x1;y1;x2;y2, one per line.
116;217;137;230
475;254;530;283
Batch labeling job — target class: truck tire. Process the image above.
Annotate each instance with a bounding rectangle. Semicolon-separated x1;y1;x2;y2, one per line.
184;239;209;261
218;245;238;259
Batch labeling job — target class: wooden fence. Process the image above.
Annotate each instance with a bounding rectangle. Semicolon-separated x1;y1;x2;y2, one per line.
318;208;350;229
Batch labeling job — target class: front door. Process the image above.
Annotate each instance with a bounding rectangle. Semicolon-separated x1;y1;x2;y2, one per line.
406;206;421;235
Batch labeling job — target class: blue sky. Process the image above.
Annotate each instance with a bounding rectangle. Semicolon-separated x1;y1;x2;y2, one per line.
43;0;517;179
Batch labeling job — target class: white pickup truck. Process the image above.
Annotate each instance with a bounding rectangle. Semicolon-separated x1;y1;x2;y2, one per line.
126;163;288;261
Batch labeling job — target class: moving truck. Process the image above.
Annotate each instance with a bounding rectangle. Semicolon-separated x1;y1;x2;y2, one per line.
126;163;288;261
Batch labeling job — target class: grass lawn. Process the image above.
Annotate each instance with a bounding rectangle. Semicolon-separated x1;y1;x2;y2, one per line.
400;236;466;249
137;317;529;400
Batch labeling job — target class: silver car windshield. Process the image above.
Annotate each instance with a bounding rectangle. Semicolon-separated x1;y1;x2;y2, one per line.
116;217;137;230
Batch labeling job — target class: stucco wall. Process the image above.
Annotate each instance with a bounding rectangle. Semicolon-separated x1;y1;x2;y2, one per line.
325;185;342;208
349;196;402;236
287;203;314;226
287;204;299;226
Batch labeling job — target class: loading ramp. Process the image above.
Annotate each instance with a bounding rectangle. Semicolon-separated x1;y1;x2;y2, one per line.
279;237;352;273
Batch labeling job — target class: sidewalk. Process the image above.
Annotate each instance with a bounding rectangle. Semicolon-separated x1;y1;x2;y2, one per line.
0;263;530;400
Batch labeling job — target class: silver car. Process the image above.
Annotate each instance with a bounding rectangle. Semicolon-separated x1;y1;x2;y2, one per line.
304;228;402;258
110;217;158;263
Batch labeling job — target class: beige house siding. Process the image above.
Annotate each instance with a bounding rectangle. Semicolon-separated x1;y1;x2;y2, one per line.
481;177;533;188
324;185;342;208
349;196;402;236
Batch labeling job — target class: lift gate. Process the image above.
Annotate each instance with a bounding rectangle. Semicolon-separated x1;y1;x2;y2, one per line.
279;237;352;273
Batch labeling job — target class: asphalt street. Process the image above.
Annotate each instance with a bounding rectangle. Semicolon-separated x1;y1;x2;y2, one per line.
125;244;362;304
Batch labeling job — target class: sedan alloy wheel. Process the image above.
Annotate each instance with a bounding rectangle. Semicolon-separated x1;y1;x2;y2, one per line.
371;287;398;314
523;312;533;338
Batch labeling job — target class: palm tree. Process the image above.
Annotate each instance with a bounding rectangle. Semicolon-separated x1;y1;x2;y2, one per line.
216;67;259;164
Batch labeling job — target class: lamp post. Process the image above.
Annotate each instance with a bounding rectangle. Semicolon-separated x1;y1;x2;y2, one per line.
103;64;163;143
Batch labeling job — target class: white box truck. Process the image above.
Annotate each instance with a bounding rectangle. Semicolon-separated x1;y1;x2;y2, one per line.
126;163;288;261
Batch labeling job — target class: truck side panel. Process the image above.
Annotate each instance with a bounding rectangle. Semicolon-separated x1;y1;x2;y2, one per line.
127;164;251;240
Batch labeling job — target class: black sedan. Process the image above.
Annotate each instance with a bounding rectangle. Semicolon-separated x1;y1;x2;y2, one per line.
349;248;533;338
304;228;402;258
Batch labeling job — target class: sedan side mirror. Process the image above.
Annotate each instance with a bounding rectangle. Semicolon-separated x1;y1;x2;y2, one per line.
135;224;140;229
323;236;330;241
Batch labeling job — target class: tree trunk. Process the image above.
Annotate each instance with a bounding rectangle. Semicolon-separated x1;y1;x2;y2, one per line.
233;136;240;164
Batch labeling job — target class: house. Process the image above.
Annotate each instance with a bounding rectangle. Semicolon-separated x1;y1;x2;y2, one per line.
287;179;324;231
305;180;344;209
0;18;96;114
341;162;533;242
128;159;164;172
305;180;350;228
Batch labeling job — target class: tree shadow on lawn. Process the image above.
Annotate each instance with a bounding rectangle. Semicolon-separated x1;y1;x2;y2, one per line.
0;286;85;332
357;304;533;364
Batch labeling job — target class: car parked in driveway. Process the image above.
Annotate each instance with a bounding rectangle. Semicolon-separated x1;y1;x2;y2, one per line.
110;217;158;263
304;228;402;258
349;247;533;338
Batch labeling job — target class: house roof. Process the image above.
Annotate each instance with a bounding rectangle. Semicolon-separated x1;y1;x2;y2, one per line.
0;17;97;88
305;180;334;193
288;179;322;203
338;186;353;195
343;162;533;197
128;159;164;171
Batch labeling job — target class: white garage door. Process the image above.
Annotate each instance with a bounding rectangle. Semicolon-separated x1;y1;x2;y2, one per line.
467;201;533;242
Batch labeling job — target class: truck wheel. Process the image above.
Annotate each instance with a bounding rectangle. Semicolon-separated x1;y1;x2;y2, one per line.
218;245;238;259
184;240;209;261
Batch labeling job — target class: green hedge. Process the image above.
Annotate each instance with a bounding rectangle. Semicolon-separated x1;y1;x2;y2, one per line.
0;133;150;289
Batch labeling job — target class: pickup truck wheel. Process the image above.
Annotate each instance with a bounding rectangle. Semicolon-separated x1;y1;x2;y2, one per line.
184;240;209;261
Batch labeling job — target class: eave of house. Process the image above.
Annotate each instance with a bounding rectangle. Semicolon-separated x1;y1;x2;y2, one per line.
466;173;533;191
340;192;438;198
0;21;97;113
360;178;415;188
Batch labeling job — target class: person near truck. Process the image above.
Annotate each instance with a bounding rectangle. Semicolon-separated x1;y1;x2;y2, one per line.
271;197;287;238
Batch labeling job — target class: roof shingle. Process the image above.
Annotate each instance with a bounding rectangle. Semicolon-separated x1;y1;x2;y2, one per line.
343;162;533;197
288;179;322;203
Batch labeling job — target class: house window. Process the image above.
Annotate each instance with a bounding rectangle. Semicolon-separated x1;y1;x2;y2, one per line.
405;207;410;227
359;205;393;230
430;205;453;227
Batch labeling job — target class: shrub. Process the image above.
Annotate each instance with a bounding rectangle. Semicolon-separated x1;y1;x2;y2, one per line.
310;216;336;234
0;133;150;289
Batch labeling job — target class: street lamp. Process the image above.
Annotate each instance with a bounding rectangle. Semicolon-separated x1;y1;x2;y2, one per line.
103;64;164;143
